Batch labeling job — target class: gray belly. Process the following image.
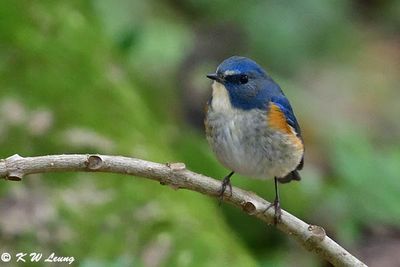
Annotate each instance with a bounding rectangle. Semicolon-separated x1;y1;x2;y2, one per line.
205;109;302;179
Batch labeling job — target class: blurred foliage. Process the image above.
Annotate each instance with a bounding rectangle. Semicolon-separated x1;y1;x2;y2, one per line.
0;0;399;266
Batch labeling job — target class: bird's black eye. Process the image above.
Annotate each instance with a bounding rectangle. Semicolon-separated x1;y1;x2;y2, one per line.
240;75;248;84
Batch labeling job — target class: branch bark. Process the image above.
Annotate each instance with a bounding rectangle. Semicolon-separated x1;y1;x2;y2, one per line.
0;154;366;267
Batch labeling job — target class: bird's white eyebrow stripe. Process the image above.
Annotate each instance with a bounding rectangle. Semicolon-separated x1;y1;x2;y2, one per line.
224;70;239;76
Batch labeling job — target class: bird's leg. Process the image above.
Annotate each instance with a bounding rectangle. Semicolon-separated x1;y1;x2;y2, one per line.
218;171;234;205
264;177;282;224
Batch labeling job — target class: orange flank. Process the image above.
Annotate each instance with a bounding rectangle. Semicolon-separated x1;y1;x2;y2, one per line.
267;103;303;150
267;103;292;134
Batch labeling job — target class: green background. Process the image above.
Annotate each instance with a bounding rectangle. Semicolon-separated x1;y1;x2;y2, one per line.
0;1;399;266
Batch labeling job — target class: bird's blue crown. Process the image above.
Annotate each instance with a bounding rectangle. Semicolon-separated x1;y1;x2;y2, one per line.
216;56;267;78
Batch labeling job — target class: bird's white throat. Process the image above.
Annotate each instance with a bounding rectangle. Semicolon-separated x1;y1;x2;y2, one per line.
211;81;233;112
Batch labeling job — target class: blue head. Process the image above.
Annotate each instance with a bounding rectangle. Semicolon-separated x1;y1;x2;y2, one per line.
207;56;283;110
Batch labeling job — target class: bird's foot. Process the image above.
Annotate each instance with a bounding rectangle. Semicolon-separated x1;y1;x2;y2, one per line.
218;175;233;205
264;197;282;225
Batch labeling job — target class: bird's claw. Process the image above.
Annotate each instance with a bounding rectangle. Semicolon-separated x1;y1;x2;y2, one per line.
218;176;233;205
264;198;282;224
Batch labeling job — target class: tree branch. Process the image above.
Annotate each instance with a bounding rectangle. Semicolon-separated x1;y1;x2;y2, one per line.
0;154;366;266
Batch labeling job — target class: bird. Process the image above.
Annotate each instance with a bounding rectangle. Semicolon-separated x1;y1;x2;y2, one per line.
204;56;304;223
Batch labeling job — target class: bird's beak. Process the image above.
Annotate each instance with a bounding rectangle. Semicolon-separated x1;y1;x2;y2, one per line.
206;73;220;82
